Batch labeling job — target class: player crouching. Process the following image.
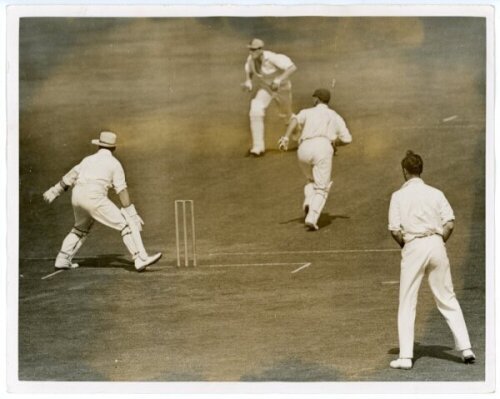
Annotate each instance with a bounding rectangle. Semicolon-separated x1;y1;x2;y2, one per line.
43;131;162;272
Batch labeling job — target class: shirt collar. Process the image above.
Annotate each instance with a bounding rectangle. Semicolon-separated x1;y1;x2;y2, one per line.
402;177;424;189
316;103;329;109
97;148;113;156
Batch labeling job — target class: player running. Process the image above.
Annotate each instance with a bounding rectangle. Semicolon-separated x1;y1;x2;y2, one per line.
278;88;352;230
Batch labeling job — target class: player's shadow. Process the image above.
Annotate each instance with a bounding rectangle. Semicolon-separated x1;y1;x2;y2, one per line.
76;254;135;272
280;212;350;229
388;342;463;365
244;148;298;158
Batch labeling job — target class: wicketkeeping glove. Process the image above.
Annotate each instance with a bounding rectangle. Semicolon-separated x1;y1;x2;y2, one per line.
278;136;289;151
123;204;144;231
43;182;65;204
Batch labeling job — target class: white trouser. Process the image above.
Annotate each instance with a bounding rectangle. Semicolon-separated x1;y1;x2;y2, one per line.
56;185;148;265
297;137;333;225
249;85;292;153
72;185;127;231
397;235;472;358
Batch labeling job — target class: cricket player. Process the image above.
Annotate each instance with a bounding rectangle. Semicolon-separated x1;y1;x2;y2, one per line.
242;38;297;157
388;150;475;369
278;88;352;231
43;131;162;272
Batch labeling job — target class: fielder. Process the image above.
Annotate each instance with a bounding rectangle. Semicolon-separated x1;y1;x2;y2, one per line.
388;150;475;369
278;88;352;231
242;38;297;157
43;131;162;272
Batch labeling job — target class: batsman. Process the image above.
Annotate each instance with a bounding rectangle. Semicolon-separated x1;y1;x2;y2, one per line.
279;88;352;231
43;131;162;272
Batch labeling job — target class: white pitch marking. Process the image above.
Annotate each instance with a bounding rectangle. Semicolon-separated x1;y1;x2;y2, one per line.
381;280;399;285
442;115;458;122
41;270;64;280
291;262;311;274
207;262;307;269
209;248;400;256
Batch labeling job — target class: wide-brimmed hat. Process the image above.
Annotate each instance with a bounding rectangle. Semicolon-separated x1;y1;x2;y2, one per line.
247;38;264;50
312;88;331;103
91;131;117;148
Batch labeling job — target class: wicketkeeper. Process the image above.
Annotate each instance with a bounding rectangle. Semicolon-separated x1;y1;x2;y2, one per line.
43;131;162;272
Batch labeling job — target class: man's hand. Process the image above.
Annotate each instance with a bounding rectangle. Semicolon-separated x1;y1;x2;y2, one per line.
43;183;65;204
278;136;289;151
271;78;281;91
390;230;405;248
241;79;253;92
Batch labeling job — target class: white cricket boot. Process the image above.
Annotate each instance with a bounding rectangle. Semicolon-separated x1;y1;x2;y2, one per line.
390;358;412;370
121;225;161;272
134;252;162;272
462;349;476;364
54;253;80;270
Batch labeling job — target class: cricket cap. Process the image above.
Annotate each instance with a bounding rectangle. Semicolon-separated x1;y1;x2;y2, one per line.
312;88;331;103
247;38;264;50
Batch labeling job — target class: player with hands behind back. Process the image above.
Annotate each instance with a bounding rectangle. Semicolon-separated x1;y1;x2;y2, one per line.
387;150;475;370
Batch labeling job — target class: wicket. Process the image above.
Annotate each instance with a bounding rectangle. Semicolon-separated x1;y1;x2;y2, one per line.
174;200;197;267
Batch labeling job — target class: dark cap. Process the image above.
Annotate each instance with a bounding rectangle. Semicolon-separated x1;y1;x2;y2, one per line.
312;88;331;103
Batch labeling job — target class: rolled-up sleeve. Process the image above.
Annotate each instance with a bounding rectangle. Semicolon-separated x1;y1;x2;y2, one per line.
267;52;294;70
112;161;127;194
295;110;306;126
244;56;252;74
438;192;455;224
388;192;402;231
335;115;352;144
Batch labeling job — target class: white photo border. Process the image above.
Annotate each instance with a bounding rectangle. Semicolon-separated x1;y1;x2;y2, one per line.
3;2;496;396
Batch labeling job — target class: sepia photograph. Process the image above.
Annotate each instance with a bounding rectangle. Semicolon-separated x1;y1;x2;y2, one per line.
5;3;495;395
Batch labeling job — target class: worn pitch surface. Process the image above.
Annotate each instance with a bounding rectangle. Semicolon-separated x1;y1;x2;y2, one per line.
17;17;486;382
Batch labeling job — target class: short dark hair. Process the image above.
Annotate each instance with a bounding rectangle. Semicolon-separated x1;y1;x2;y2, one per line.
401;150;423;175
312;88;331;104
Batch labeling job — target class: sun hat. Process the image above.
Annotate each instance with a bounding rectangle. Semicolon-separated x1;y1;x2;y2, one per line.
91;131;117;148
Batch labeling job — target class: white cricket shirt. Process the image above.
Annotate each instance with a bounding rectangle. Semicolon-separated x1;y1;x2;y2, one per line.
245;50;294;85
64;149;127;195
388;177;455;243
295;103;352;144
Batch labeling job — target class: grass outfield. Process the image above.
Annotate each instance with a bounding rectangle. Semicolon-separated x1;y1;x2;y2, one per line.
17;17;486;383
